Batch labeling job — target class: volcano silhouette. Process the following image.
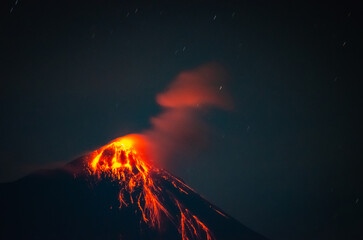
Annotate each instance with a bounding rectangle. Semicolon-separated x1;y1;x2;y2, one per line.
0;140;268;240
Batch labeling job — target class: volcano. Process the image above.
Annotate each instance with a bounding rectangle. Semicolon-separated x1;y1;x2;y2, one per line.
0;135;267;240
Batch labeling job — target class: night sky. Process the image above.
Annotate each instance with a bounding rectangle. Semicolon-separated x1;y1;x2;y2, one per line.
1;1;362;239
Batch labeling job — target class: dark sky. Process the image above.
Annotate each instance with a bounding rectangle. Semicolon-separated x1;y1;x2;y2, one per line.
1;1;362;239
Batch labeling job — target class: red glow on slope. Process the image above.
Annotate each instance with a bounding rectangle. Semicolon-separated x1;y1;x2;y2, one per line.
88;135;216;239
176;200;214;240
86;63;232;239
89;134;169;229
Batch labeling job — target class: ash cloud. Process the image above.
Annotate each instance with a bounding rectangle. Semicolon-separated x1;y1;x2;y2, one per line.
143;63;233;166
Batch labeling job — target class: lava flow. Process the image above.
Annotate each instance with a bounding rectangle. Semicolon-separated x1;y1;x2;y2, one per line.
87;134;215;240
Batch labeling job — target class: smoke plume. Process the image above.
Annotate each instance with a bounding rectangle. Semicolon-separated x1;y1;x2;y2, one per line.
143;63;233;166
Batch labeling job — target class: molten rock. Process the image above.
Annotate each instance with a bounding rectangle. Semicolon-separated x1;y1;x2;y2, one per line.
0;135;267;240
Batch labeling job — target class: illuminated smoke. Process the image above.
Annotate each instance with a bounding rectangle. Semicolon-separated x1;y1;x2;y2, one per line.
84;63;233;240
143;62;233;165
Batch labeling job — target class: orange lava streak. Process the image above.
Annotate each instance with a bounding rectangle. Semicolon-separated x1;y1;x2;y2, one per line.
214;209;228;218
88;134;214;240
176;201;215;240
89;134;168;229
193;215;214;240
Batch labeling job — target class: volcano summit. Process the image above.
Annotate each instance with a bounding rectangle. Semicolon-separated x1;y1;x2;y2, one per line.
0;134;267;240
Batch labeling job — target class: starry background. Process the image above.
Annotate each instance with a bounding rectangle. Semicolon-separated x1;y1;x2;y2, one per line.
1;1;362;239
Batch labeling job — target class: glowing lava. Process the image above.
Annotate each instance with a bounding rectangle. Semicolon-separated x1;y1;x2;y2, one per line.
88;134;215;240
